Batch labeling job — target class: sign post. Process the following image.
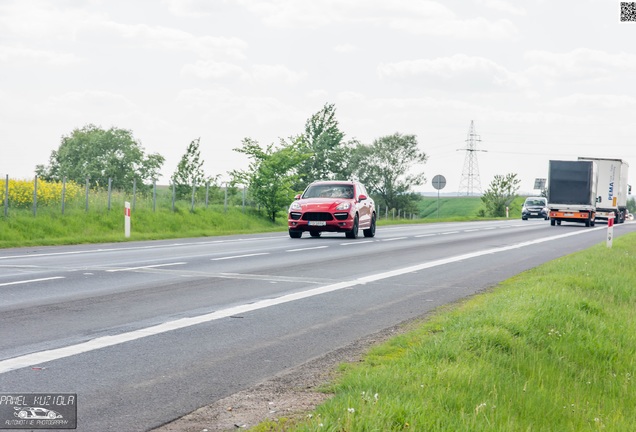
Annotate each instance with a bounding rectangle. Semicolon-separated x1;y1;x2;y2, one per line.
431;175;446;219
124;201;131;238
607;214;614;248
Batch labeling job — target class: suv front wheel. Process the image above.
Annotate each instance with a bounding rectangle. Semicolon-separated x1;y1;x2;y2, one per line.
345;215;359;239
363;214;376;238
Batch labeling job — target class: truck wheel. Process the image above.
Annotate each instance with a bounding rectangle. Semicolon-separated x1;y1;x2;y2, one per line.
550;219;555;226
557;220;561;225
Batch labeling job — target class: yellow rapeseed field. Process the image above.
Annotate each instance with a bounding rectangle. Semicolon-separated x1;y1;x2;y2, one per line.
0;178;82;207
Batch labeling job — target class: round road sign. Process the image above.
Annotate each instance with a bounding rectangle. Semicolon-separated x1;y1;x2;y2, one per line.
432;174;446;190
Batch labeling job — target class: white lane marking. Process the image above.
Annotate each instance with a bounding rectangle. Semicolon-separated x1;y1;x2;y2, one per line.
463;229;480;233
440;231;460;235
340;240;373;246
382;237;408;242
211;253;270;261
0;277;65;287
0;227;602;375
106;262;187;272
415;234;435;238
286;246;328;252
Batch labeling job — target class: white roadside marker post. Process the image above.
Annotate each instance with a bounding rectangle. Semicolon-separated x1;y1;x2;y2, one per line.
606;214;614;248
125;201;131;238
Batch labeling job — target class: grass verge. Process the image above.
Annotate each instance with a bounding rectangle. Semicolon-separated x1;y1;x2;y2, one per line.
253;233;636;431
0;205;288;248
0;197;507;248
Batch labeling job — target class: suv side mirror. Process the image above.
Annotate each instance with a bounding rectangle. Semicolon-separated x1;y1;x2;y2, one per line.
294;194;301;200
358;194;367;201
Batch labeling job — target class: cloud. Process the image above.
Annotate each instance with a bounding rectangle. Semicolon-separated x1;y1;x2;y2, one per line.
104;22;248;60
307;89;329;99
0;0;102;40
548;93;636;109
525;48;636;82
47;90;138;113
336;91;364;101
235;0;517;38
181;61;304;84
385;14;516;39
251;64;305;84
0;45;79;65
161;0;229;17
0;1;247;61
378;54;528;90
475;0;526;15
175;87;299;125
334;44;357;53
181;60;249;80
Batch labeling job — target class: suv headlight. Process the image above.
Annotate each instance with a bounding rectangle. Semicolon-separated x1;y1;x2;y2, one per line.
289;202;302;211
336;202;351;211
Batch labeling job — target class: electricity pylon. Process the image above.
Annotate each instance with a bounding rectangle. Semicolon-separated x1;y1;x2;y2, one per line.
458;120;486;196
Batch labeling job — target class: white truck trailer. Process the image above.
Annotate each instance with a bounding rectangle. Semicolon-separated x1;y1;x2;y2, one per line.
578;157;630;223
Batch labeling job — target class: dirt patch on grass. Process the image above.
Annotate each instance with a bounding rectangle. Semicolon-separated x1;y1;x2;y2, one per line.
151;323;410;432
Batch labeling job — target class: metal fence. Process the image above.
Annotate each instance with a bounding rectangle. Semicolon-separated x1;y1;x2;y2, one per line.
1;175;419;220
0;175;251;217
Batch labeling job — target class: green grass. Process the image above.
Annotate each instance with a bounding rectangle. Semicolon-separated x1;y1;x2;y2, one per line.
418;196;485;219
0;203;287;248
260;233;636;431
0;195;513;248
417;196;525;221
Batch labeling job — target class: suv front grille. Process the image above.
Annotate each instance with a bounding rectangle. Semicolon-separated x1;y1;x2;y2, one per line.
302;212;334;221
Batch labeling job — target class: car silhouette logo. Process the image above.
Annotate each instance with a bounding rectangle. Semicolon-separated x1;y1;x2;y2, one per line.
14;406;63;419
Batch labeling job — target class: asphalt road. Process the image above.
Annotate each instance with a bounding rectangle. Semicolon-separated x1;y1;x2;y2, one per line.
1;219;635;431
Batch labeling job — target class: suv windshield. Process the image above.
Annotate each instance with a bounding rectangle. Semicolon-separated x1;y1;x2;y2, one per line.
303;184;354;199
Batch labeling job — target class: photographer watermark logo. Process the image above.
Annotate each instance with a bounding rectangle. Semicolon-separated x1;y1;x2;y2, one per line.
0;394;76;429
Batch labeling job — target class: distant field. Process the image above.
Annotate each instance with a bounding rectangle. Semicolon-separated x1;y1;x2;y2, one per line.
417;196;525;220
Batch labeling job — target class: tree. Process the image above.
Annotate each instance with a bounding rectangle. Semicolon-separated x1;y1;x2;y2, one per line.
296;103;352;185
231;137;310;222
481;173;521;217
351;133;427;211
171;138;206;199
36;124;165;191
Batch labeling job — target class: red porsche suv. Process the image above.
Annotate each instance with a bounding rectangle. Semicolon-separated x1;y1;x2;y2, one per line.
288;180;376;239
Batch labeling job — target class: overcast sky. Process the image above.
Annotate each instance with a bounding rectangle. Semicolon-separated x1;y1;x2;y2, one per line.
1;0;635;194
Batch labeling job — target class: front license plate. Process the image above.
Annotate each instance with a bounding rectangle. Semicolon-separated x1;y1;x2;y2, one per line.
308;221;326;226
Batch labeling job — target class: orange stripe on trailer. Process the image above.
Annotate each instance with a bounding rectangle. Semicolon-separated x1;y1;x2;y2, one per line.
549;211;590;219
